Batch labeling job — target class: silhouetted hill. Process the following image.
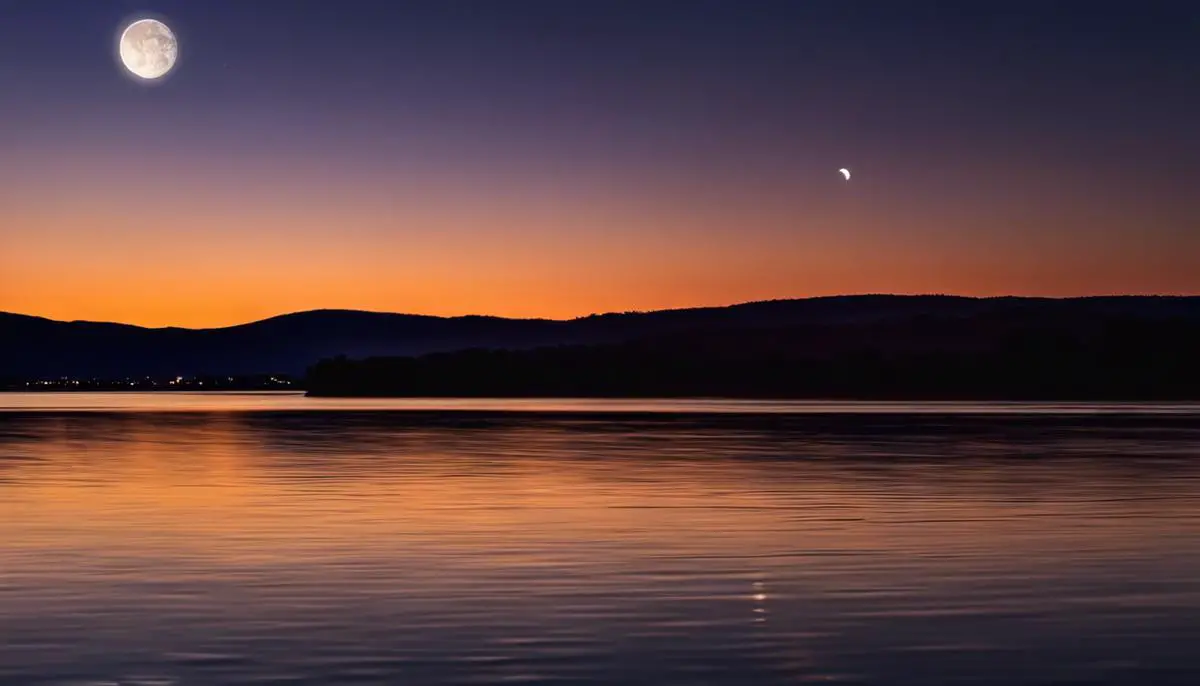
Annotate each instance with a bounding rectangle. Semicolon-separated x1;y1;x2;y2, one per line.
308;303;1200;400
3;296;1200;382
0;309;566;379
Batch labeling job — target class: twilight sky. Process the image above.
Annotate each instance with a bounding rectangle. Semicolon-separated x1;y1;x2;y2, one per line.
1;0;1197;327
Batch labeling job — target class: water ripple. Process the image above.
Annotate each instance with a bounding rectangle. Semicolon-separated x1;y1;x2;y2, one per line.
0;401;1198;684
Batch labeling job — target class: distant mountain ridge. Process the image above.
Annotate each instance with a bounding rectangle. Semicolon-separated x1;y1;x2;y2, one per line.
2;295;1199;379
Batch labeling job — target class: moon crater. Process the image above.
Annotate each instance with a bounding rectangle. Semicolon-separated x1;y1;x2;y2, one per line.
119;19;178;80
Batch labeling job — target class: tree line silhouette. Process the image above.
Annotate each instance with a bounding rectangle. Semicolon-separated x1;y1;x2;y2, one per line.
307;311;1200;399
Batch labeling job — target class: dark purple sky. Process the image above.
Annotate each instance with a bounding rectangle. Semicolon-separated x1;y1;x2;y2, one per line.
1;0;1197;326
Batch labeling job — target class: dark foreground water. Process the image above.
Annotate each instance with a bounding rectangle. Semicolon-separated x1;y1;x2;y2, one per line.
2;395;1199;685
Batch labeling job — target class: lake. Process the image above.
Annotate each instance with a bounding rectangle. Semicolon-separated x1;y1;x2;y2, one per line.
1;393;1199;685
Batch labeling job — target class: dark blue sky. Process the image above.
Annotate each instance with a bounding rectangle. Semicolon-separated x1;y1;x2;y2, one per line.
1;0;1198;325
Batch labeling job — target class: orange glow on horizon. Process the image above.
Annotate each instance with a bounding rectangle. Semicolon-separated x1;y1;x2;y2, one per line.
3;223;1196;329
2;141;1197;329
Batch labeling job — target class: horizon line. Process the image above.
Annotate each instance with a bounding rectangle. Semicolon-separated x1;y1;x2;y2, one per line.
4;292;1198;332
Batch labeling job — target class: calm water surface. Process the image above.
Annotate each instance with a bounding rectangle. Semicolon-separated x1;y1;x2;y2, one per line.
1;393;1199;685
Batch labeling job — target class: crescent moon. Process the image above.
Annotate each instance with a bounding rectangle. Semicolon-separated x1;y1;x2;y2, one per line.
839;168;851;181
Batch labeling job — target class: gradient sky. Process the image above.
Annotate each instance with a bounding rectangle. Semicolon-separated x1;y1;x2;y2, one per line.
1;0;1197;327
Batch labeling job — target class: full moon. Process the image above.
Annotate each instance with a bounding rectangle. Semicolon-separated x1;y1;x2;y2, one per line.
119;19;178;80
